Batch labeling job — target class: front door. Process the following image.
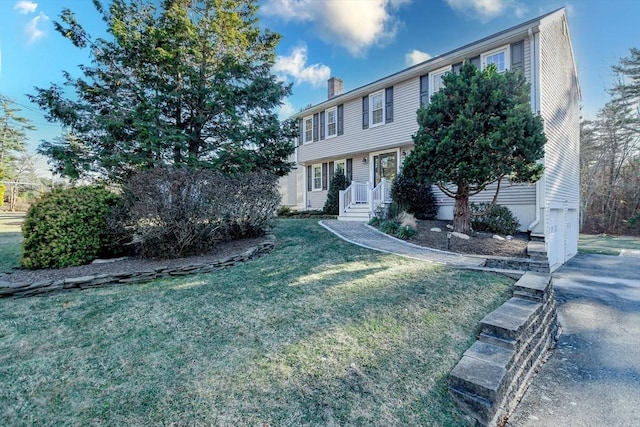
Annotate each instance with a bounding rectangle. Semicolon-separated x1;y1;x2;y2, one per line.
373;152;397;186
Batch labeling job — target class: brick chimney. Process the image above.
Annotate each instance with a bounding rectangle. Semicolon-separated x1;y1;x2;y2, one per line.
327;77;344;99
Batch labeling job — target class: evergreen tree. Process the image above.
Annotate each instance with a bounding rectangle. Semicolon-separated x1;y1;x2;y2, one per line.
323;171;350;215
29;0;297;181
403;61;546;233
0;95;33;182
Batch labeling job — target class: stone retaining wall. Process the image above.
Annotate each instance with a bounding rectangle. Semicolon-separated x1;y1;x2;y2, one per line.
448;272;558;426
0;238;275;298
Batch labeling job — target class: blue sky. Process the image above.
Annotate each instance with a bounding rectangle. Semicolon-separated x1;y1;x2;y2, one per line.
1;0;639;158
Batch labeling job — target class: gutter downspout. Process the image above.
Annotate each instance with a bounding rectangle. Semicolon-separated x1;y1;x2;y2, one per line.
528;27;542;232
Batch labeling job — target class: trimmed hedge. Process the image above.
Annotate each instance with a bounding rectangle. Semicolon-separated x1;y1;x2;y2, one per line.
471;203;521;236
22;186;125;269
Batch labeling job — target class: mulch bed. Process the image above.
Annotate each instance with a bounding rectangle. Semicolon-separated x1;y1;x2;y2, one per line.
409;219;529;258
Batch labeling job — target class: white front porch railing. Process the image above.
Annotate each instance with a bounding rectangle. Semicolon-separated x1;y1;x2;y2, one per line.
339;179;393;215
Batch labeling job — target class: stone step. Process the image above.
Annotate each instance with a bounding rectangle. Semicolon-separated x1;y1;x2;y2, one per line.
527;240;547;259
513;273;551;303
479;298;542;343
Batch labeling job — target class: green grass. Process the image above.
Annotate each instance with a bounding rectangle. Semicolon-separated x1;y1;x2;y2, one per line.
579;233;640;255
0;219;512;426
0;212;24;272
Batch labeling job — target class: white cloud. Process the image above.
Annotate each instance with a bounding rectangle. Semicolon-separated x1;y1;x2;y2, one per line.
277;99;296;120
262;0;412;57
445;0;526;21
273;46;331;87
405;49;432;66
25;12;49;43
14;0;38;14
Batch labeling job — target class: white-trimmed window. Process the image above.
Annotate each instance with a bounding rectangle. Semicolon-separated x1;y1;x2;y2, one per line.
429;65;451;98
370;90;384;126
312;164;322;191
481;45;510;73
334;159;346;176
326;107;337;138
303;115;313;143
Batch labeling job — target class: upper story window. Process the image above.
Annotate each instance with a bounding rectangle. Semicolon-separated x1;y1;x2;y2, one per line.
370;91;384;126
429;65;451;98
303;115;313;143
326;107;337;138
482;45;510;73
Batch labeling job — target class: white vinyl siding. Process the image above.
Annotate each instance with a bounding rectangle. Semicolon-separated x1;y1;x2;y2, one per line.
298;79;419;163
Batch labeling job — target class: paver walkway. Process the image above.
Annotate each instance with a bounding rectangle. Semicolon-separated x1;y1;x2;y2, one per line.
320;220;484;267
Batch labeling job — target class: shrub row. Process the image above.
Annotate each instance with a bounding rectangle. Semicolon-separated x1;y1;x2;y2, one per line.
21;168;280;269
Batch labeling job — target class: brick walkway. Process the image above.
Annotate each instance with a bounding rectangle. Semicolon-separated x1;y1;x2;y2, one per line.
320;220;485;267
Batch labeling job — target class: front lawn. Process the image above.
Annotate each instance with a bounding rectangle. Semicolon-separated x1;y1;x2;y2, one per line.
0;219;512;426
0;212;24;272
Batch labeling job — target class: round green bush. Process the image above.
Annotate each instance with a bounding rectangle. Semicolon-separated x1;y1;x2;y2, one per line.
471;203;521;235
22;186;125;269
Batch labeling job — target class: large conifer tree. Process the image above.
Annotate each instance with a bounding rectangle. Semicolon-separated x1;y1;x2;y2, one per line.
403;61;546;233
30;0;297;181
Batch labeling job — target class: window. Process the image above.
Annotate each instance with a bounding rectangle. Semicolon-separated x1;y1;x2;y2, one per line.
334;160;345;175
370;90;384;126
312;164;322;191
429;66;451;98
303;115;313;143
326;107;337;138
482;45;510;73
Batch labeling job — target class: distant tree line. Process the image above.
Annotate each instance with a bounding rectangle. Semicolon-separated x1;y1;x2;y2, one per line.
581;48;640;235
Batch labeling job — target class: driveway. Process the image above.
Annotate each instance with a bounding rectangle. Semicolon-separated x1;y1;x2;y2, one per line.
507;254;640;426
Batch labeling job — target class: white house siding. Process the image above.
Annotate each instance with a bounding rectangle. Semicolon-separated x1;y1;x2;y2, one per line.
538;11;580;266
298;79;419;164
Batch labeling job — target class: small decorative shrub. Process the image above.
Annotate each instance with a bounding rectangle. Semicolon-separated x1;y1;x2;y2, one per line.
396;225;417;240
398;212;418;229
379;220;400;235
323;171;350;215
0;184;5;206
368;217;381;227
471;203;521;235
22;186;126;269
391;173;438;220
124;168;280;259
277;206;292;217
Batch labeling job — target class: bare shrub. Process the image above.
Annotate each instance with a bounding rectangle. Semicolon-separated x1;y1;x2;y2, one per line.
124;168;279;258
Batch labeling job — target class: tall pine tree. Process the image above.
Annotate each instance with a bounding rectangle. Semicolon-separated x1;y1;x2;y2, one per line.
403;61;546;233
30;0;297;182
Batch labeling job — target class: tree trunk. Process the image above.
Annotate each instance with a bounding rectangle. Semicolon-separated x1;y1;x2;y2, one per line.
453;186;471;234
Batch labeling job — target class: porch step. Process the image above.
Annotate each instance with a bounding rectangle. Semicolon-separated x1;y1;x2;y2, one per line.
338;205;371;222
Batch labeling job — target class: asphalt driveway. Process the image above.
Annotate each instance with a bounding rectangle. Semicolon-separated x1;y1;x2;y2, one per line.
507;254;640;426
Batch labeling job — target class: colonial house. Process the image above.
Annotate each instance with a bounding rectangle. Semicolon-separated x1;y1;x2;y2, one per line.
279;7;580;270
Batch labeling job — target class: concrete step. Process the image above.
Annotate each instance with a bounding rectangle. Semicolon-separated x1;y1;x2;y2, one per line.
479;298;542;344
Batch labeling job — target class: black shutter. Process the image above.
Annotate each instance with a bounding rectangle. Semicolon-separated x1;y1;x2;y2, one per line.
320;111;325;140
297;118;303;146
470;56;481;68
307;165;312;192
420;75;429;107
362;95;369;129
337;104;344;135
328;161;334;184
511;41;524;72
322;163;328;190
346;158;353;182
385;86;393;123
313;113;319;142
